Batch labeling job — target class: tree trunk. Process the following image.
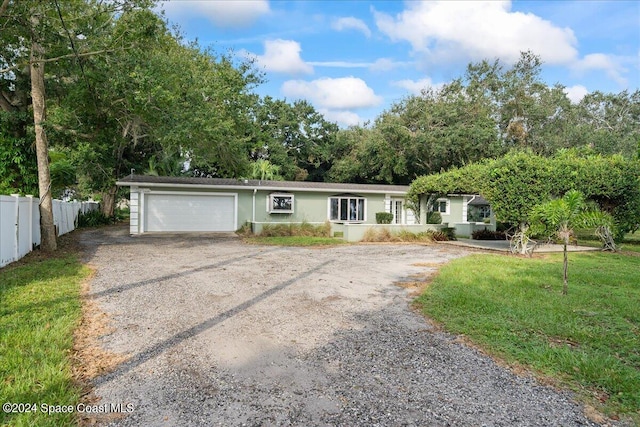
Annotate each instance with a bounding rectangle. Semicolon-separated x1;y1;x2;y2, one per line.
100;185;118;217
562;241;568;295
30;26;57;252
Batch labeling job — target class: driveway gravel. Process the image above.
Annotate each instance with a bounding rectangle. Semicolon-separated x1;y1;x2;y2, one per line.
81;226;609;426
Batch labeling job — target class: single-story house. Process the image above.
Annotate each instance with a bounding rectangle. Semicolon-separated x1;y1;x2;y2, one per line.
116;175;494;240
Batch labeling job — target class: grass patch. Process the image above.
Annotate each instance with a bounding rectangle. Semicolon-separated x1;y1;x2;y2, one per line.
361;227;449;242
416;251;640;422
575;231;640;253
257;221;332;238
245;236;346;246
0;236;91;427
241;221;343;246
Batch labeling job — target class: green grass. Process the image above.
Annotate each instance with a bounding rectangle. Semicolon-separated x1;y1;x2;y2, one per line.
576;231;640;253
0;247;91;426
244;236;347;246
417;251;640;422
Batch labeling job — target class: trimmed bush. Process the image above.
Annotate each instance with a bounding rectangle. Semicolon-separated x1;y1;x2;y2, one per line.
362;227;399;242
409;150;640;239
259;221;331;237
376;212;394;224
361;228;449;243
472;229;507;240
426;211;442;224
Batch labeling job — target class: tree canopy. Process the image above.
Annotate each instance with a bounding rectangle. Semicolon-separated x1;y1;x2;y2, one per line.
409;150;640;239
328;52;639;185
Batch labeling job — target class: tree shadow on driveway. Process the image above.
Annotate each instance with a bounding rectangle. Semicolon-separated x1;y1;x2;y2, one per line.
93;260;333;387
89;247;282;299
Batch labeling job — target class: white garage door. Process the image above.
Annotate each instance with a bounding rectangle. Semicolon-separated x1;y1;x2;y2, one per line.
145;193;236;232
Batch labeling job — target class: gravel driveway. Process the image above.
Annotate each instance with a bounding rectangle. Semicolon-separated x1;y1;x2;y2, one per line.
81;226;605;426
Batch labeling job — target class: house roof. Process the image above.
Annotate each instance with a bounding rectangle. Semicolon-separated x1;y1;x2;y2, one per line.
468;195;490;205
116;175;410;195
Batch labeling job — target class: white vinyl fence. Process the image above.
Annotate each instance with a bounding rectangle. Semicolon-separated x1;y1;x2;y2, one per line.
0;195;99;268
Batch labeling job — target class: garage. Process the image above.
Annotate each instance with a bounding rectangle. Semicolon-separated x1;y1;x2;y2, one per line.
144;192;236;232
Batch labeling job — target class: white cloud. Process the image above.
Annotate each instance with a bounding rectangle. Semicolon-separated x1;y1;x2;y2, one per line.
160;0;270;28
255;39;313;75
332;17;372;38
573;53;627;86
373;1;578;65
369;58;413;72
563;85;589;104
281;77;382;110
320;109;363;127
392;77;445;94
308;61;373;68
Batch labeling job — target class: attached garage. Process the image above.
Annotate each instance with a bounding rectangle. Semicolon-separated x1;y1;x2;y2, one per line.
118;175;430;237
143;192;237;232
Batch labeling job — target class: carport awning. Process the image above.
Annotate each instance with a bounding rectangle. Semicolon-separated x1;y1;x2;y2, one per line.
469;196;489;206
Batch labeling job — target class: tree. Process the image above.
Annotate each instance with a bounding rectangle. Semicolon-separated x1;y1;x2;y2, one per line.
249;159;282;181
249;97;339;181
1;0;153;250
329;82;501;185
50;8;262;216
529;190;614;295
574;90;640;159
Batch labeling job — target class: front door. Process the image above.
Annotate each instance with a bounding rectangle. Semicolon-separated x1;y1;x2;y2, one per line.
392;199;403;224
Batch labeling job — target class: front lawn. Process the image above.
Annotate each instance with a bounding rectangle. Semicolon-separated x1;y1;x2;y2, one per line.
417;252;639;423
0;239;91;426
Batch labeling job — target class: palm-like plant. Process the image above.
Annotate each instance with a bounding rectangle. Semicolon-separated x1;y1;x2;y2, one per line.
250;159;282;181
529;190;614;295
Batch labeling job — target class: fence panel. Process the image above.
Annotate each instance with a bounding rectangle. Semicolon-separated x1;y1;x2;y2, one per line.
0;195;17;268
17;197;35;259
0;196;99;268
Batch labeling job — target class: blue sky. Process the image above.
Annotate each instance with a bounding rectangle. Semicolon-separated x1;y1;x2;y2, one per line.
158;0;640;127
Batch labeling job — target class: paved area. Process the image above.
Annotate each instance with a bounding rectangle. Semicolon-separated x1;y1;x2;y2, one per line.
442;238;600;253
79;226;609;426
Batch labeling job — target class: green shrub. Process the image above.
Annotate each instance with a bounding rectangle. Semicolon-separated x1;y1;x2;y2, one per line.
259;221;331;237
428;231;450;241
362;227;399;242
426;211;442;224
472;229;506;240
441;227;456;240
77;210;112;227
361;228;449;243
236;222;252;236
375;212;394;224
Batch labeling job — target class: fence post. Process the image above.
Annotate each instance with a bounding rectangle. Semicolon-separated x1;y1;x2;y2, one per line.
26;195;34;250
11;194;19;262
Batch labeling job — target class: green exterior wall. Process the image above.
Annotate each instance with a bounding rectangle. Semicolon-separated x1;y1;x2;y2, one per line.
440;197;465;226
250;190;388;236
129;185;399;236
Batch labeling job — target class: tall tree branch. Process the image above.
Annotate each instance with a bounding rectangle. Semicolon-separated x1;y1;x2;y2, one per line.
0;91;15;112
0;48;122;74
0;0;10;17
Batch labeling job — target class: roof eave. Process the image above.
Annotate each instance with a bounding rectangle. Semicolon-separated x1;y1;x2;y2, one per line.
116;180;409;195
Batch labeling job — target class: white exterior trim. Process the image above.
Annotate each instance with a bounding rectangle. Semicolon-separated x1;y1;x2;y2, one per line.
462;196;469;223
117;180;407;195
139;190;238;233
434;197;450;215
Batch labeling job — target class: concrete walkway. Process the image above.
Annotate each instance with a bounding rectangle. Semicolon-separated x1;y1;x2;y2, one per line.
441;238;600;253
